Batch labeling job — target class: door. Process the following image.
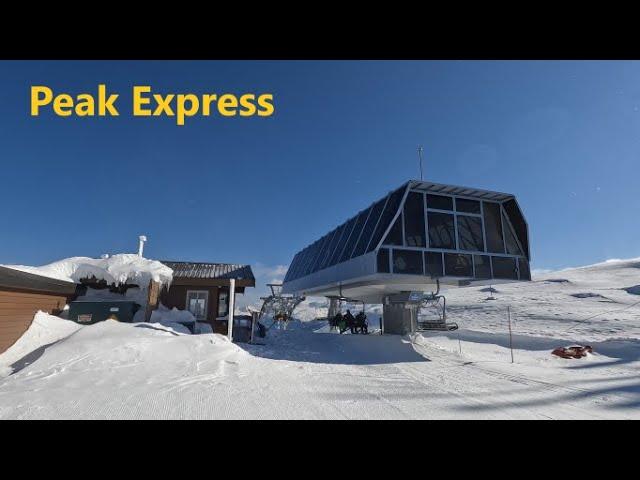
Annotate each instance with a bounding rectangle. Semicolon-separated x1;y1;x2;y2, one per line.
218;289;228;317
186;290;209;321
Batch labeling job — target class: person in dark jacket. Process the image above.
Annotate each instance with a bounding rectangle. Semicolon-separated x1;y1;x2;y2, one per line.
344;309;356;334
334;312;346;333
355;311;368;334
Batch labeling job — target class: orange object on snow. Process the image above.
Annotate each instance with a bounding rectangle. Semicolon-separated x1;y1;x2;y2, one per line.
551;345;593;359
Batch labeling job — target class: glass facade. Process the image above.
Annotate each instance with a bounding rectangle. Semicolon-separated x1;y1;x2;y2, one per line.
424;251;444;278
445;253;473;277
518;257;531;281
503;211;524;256
457;215;484;252
339;208;371;263
284;186;407;282
328;217;355;266
367;187;406;253
352;198;387;258
392;249;424;275
455;198;481;214
383;216;403;246
320;225;346;269
483;202;504;254
492;256;518;280
377;248;390;273
428;212;456;249
427;194;453;211
404;191;426;247
284;182;530;284
474;255;492;279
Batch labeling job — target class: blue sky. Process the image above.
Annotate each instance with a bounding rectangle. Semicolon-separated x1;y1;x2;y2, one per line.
1;60;638;298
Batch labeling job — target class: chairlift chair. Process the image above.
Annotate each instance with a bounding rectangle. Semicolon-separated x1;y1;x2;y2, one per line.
258;283;305;331
414;279;459;332
327;295;369;334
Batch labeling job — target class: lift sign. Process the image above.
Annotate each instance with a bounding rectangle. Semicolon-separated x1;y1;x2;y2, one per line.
30;85;275;126
409;292;424;302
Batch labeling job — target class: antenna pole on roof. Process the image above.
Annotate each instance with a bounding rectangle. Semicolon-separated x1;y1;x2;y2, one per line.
417;145;425;181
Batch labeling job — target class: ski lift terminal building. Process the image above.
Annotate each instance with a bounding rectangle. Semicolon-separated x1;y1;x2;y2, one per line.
282;180;530;331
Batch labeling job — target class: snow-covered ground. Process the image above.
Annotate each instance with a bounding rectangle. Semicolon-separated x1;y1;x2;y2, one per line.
0;258;638;419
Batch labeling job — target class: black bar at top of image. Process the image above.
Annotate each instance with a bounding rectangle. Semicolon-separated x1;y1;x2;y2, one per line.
3;15;640;60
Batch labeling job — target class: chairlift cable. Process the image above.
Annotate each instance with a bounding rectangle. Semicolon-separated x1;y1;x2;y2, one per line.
563;298;640;333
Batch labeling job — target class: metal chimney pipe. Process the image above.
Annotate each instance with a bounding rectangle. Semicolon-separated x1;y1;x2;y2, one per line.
138;235;147;257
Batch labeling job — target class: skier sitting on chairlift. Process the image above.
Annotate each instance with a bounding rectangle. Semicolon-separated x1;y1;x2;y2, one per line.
334;312;346;333
355;311;368;334
274;312;289;330
344;309;356;334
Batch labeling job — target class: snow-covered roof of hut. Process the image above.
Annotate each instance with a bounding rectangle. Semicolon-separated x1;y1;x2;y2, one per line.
1;254;174;289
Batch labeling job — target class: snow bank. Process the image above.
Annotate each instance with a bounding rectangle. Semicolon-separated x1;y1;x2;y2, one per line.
197;322;213;334
145;322;192;335
2;254;173;289
0;311;82;378
151;304;196;326
147;305;222;335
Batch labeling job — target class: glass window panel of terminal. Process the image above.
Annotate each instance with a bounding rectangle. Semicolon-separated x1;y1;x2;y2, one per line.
473;255;492;279
383;215;403;246
367;187;406;253
455;198;481;214
427;212;456;249
492;256;518;279
377;248;390;273
340;207;371;263
502;211;524;256
518;258;531;280
483;201;505;254
392;249;424;275
424;251;444;277
426;194;453;211
444;253;473;277
352;198;387;258
404;191;426;247
457;215;485;252
328;216;358;267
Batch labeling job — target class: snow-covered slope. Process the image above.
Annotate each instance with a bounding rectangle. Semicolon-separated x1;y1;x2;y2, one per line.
444;257;640;343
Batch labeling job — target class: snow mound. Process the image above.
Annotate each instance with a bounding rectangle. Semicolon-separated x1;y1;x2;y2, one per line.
144;322;192;335
0;311;82;378
570;292;610;300
2;254;173;288
0;320;243;418
197;322;214;334
151;304;196;327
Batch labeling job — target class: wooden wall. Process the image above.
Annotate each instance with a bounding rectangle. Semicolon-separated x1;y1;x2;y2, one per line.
160;285;221;325
0;289;69;354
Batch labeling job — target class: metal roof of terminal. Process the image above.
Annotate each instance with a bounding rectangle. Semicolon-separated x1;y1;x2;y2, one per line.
408;180;514;202
282;180;522;285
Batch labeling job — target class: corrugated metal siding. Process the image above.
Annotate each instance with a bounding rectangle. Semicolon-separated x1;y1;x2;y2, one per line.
161;262;254;281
